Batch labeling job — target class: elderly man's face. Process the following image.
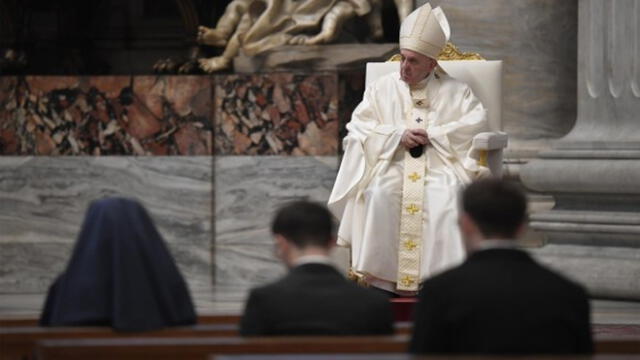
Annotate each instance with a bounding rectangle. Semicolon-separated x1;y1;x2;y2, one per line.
400;49;437;86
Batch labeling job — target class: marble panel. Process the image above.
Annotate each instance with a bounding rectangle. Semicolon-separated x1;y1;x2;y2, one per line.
215;156;338;246
0;243;71;294
0;76;212;155
214;74;339;155
215;244;286;289
0;156;214;309
214;156;338;291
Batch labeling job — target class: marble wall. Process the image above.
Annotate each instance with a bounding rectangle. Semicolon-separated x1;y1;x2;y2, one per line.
0;154;341;314
419;0;578;156
214;156;338;297
0;156;215;313
0;73;344;315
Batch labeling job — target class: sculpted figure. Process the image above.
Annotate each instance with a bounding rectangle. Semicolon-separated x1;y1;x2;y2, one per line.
197;0;413;73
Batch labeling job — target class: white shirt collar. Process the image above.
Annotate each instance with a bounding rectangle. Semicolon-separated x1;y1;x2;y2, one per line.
293;254;333;267
474;239;519;251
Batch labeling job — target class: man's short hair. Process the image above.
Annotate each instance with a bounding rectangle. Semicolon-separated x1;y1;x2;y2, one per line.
271;201;334;248
461;179;527;239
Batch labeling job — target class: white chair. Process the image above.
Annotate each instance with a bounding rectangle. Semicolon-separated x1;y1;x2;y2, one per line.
365;60;508;177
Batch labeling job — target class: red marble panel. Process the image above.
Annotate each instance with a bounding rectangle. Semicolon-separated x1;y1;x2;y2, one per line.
0;76;212;155
214;73;339;155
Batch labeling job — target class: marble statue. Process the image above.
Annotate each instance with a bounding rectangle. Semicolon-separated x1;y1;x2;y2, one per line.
196;0;413;73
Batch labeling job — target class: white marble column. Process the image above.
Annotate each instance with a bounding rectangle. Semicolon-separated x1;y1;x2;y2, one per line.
521;0;640;299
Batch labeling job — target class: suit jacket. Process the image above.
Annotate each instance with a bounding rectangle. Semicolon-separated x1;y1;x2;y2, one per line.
240;263;394;336
409;248;593;354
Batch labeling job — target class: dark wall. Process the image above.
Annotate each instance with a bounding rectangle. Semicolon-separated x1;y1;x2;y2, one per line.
0;0;228;75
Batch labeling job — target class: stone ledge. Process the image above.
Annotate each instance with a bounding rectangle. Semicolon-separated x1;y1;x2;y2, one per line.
532;210;640;225
522;159;640;194
530;222;640;248
530;210;640;248
234;43;398;73
541;149;640;159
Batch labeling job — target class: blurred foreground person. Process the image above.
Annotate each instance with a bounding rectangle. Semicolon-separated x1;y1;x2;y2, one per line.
40;197;196;332
240;201;393;336
410;179;593;354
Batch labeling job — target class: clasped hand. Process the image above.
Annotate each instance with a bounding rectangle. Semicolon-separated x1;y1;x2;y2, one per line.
401;129;430;149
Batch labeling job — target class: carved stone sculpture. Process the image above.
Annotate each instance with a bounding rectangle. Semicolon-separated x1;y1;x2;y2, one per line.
196;0;413;73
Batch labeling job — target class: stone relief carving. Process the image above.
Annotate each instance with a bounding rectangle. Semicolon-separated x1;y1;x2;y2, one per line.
196;0;413;73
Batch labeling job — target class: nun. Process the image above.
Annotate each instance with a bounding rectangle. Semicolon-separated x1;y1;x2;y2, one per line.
40;197;196;331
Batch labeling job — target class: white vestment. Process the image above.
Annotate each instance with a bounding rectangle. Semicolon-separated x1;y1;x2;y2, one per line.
328;70;488;293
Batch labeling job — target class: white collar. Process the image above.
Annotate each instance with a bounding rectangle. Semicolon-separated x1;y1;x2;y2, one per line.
293;254;333;267
474;239;519;251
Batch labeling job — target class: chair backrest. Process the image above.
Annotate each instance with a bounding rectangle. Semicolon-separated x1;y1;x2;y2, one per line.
365;60;503;131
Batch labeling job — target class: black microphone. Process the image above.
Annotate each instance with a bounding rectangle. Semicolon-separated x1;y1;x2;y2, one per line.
409;145;424;158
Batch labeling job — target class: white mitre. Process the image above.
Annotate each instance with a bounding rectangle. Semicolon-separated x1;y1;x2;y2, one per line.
399;3;451;59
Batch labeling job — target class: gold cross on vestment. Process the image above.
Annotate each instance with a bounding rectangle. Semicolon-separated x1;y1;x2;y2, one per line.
406;204;420;215
408;172;421;182
404;239;418;251
400;275;416;287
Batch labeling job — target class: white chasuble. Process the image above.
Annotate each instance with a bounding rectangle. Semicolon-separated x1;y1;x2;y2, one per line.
328;70;489;293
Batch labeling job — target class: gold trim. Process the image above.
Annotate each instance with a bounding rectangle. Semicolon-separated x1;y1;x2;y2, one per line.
478;150;489;167
403;239;418;251
400;275;417;288
438;42;485;61
347;268;370;288
408;172;421;182
387;42;485;62
387;53;402;62
405;204;420;215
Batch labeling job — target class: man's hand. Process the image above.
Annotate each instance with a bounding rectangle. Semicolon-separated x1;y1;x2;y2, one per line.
401;129;430;149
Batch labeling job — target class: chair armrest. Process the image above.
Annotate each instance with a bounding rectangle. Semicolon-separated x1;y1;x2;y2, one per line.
472;132;508;150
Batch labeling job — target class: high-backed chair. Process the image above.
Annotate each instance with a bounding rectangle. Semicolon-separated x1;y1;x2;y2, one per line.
364;51;507;177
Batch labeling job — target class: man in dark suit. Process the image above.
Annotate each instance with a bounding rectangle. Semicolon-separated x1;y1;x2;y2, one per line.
240;201;394;336
410;179;593;354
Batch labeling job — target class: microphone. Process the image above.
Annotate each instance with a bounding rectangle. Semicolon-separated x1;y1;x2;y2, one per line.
409;145;424;158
